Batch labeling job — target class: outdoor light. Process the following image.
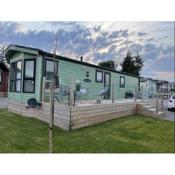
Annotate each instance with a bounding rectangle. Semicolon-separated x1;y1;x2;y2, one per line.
86;71;89;77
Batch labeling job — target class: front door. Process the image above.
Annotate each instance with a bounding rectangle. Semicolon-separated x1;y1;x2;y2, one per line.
104;72;111;99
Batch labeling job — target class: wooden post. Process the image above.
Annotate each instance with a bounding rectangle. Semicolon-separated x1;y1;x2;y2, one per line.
112;81;114;103
42;77;46;102
49;81;54;153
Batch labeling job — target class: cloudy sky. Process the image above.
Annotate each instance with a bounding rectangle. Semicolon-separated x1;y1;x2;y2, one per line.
0;21;174;81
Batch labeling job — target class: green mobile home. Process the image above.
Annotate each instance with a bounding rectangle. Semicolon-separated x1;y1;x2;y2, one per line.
5;44;139;104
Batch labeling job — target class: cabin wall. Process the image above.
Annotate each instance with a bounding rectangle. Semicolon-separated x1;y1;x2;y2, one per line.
113;73;138;99
59;60;107;100
58;59;139;100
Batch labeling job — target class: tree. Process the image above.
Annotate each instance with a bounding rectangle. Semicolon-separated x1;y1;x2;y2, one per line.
98;60;116;70
121;51;135;74
133;52;144;76
121;51;144;76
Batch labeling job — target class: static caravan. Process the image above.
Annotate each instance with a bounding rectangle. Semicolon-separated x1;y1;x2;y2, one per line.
5;44;139;105
140;77;157;97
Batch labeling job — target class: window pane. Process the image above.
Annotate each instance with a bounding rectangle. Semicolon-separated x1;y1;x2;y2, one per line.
46;72;54;80
96;71;102;81
25;60;34;78
105;74;110;84
17;61;22;79
17;61;21;71
46;60;54;72
46;60;57;80
120;77;125;87
16;72;21;79
10;80;15;91
24;80;34;92
10;63;15;80
16;80;21;92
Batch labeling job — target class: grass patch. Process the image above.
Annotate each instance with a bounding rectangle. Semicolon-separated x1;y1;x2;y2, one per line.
0;109;174;153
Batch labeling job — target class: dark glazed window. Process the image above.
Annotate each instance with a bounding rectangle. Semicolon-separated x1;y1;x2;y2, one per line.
45;59;58;80
95;70;103;83
23;59;36;93
10;60;22;92
120;76;125;88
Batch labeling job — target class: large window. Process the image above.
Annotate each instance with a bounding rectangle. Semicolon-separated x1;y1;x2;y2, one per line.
120;76;125;88
95;70;103;83
23;59;36;93
10;61;22;92
45;59;58;80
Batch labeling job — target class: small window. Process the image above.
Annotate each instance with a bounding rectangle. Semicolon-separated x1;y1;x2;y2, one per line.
96;70;103;82
23;59;36;93
45;59;58;80
0;71;2;83
10;60;22;92
120;76;125;88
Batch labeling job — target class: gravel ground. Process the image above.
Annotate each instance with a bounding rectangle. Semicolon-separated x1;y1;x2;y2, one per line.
0;97;8;109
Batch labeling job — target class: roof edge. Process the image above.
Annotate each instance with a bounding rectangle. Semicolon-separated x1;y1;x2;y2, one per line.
5;44;139;78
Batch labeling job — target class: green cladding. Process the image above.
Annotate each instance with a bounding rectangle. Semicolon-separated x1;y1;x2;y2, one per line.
6;45;139;103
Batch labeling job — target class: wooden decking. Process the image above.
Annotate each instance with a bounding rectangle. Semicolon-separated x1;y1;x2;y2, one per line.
8;99;163;131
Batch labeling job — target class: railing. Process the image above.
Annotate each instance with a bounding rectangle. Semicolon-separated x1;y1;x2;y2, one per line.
42;77;165;107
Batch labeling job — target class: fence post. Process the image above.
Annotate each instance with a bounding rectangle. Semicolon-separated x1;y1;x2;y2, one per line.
111;81;114;103
160;94;163;112
141;87;143;102
134;86;137;102
69;76;75;106
156;93;158;115
42;77;46;102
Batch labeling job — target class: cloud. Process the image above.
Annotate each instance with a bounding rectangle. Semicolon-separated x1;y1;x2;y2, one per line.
129;43;143;53
0;21;174;82
146;37;155;42
137;32;147;36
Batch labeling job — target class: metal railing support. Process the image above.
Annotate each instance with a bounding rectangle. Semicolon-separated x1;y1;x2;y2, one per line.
160;94;163;112
134;86;137;102
42;77;46;102
156;93;159;115
69;76;75;106
141;87;143;102
111;81;114;103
